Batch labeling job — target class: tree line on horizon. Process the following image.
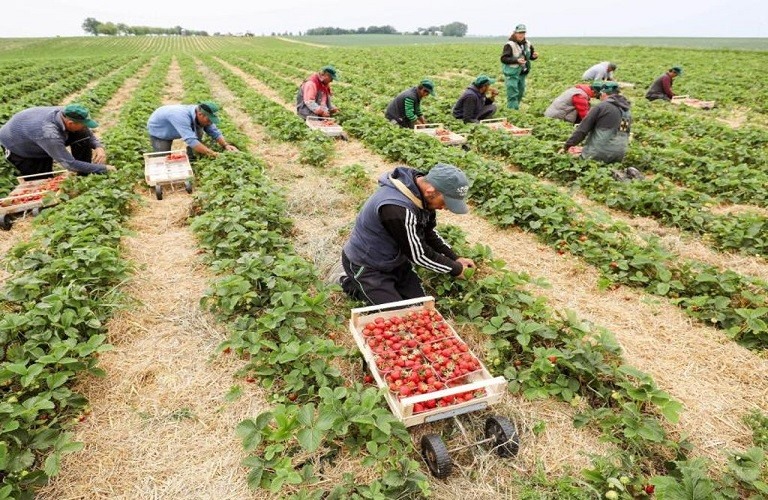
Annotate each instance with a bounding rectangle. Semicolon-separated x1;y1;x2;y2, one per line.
81;17;209;36
303;22;468;37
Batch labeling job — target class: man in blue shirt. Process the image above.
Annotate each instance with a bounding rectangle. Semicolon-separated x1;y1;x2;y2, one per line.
0;104;115;176
146;101;238;158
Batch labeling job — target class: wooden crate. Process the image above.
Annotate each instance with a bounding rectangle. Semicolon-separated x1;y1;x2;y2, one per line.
414;123;467;146
671;96;716;110
0;170;69;225
349;296;507;428
306;116;345;137
480;118;532;136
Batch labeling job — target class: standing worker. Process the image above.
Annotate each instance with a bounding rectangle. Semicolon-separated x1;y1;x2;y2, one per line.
500;24;538;110
0;104;115;176
385;79;435;128
146;101;238;158
452;75;499;123
582;61;617;82
296;65;340;119
563;82;633;164
645;67;683;101
544;81;604;124
339;163;476;305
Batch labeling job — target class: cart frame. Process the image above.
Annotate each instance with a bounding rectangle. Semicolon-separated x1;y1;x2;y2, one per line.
414;123;467;146
143;149;194;200
0;170;69;230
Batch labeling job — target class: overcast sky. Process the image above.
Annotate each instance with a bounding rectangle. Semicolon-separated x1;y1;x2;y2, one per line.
2;0;766;38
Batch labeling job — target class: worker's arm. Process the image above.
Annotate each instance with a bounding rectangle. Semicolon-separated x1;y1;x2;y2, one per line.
565;104;600;148
301;80;329;117
215;136;238;152
403;97;422;123
36;130;107;174
662;75;675;99
379;205;462;276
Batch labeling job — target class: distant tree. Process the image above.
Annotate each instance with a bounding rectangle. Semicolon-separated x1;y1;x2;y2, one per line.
99;22;118;36
82;17;100;36
442;22;468;37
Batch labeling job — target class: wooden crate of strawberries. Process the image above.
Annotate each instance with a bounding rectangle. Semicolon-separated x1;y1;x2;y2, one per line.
349;296;507;427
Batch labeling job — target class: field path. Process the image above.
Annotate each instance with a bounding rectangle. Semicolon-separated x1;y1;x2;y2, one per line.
38;57;268;499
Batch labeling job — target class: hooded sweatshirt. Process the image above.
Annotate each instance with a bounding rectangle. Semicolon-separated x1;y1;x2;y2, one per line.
343;166;462;275
565;94;632;163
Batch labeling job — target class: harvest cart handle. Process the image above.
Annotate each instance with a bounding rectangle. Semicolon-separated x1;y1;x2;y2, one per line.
350;296;434;316
16;170;68;181
400;376;507;405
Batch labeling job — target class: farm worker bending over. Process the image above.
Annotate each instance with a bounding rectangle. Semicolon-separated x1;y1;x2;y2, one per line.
385;79;435;128
0;104;115;176
500;24;538;110
582;61;617;82
645;66;682;101
146;101;238;158
296;65;340;119
544;81;604;124
452;75;499;123
339;163;476;306
563;82;633;164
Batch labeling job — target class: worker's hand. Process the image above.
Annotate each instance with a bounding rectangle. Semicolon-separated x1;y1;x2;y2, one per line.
317;109;330;118
517;57;526;65
329;108;340;115
223;144;239;152
489;88;499;97
456;258;476;279
104;165;117;172
92;147;107;164
532;51;539;59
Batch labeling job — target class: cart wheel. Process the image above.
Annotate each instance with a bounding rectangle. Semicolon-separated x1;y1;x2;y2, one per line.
0;214;11;231
421;434;452;478
485;416;519;458
31;207;40;216
154;185;163;200
361;357;368;374
184;180;193;194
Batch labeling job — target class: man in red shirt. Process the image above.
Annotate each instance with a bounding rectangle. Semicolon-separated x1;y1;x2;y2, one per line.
296;65;340;119
646;67;682;101
544;81;604;124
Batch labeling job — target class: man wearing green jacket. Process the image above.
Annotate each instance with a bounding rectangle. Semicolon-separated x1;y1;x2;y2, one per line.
500;24;538;110
384;79;435;129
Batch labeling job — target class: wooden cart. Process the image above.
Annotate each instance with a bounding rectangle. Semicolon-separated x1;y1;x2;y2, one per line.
349;296;518;478
143;150;194;200
480;118;532;136
305;116;345;137
671;95;716;110
0;170;68;230
414;123;467;146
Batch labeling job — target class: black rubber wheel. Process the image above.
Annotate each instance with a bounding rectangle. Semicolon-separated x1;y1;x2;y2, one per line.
421;434;452;478
485;416;519;458
154;185;163;200
0;214;11;231
184;180;193;194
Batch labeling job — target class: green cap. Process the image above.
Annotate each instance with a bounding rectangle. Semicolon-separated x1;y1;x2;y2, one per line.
321;65;337;80
514;24;527;33
590;80;604;93
419;78;435;95
601;81;620;94
473;74;496;87
62;104;98;128
424;163;470;214
198;101;221;124
671;66;683;75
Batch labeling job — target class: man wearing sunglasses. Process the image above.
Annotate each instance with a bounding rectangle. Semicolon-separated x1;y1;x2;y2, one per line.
147;101;239;158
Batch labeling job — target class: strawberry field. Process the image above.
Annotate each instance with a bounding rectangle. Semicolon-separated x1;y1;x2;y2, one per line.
0;36;767;499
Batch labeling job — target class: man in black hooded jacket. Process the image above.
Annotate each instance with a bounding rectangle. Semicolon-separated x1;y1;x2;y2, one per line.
564;82;632;164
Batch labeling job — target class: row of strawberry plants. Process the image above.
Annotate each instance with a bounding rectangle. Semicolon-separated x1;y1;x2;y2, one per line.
177;55;429;497
209;60;765;496
0;57;170;498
